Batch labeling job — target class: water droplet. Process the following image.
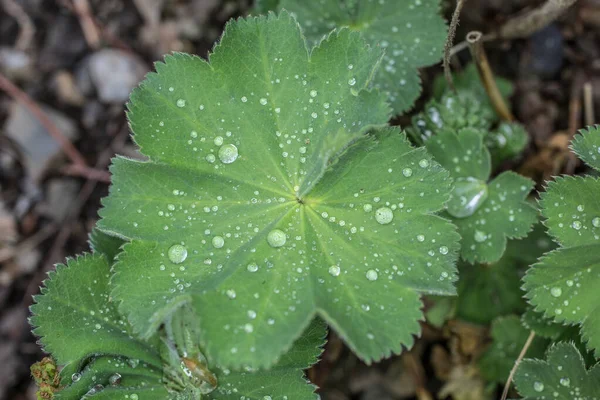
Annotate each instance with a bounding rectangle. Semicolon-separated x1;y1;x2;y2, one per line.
108;373;122;386
212;236;224;249
417;234;425;242
402;168;413;177
71;373;81;382
375;207;393;225
206;154;216;163
218;144;238;164
176;99;186;108
474;230;487;243
241;96;247;102
226;289;236;299
559;377;570;387
363;204;373;212
310;90;317;97
439;246;449;255
551;287;562;297
267;229;286;248
168;244;187;264
329;265;341;277
592;217;600;227
572;220;582;230
418;159;429;168
247;263;258;272
259;98;267;105
214;136;224;146
447;177;488;218
130;394;139;400
533;381;544;392
366;269;378;281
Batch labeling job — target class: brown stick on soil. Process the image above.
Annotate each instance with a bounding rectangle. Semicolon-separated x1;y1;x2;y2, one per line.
501;331;536;400
583;82;595;127
1;0;35;50
493;0;578;40
466;31;514;122
443;0;469;91
72;0;101;48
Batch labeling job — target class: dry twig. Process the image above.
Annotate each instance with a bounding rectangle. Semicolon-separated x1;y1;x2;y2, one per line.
72;0;101;48
443;0;469;91
501;331;536;400
583;82;595;127
1;0;35;50
466;31;514;122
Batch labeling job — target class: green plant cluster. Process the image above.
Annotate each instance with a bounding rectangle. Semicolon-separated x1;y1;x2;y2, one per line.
29;1;600;399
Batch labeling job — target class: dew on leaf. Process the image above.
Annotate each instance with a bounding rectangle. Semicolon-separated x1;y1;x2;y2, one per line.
167;244;187;264
559;377;570;387
267;229;286;248
259;98;267;105
176;99;186;107
572;220;582;230
418;159;429;168
474;230;488;243
310;90;317;97
366;269;378;281
212;236;225;249
329;265;341;277
592;217;600;227
446;177;488;218
348;77;356;86
533;381;544;392
108;373;121;386
226;289;236;299
247;263;258;272
218;144;239;164
439;246;449;255
417;234;425;242
402;168;413;177
214;136;224;146
375;207;394;225
363;204;373;212
550;287;562;297
206;154;216;163
71;373;81;382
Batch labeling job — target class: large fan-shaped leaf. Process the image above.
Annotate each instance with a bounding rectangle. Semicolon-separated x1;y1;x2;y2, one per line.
98;13;459;369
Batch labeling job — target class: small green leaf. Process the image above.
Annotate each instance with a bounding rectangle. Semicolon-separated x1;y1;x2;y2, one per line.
521;308;568;340
478;315;548;384
514;342;600;399
278;0;447;114
89;228;125;263
485;122;529;168
426;129;536;262
571;125;600;172
99;12;459;369
30;254;162;369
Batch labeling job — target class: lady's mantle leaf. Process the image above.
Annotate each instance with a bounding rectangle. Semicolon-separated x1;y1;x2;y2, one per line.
425;128;537;263
514;342;600;399
30;254;161;369
89;228;125;264
478;315;547;384
525;128;600;357
571;125;600;172
277;0;447;114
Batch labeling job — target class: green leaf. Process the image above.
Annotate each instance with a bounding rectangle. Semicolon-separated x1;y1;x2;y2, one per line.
521;308;568;340
210;319;325;400
99;12;459;369
572;125;600;172
278;0;447;114
478;315;548;384
514;342;600;399
89;228;125;263
485;122;529;168
426;128;536;262
30;254;162;369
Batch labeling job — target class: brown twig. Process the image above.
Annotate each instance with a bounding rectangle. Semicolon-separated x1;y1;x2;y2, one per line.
501;331;536;400
0;72;87;167
61;164;111;183
583;82;595;127
568;70;585;138
492;0;578;40
466;31;514;121
443;0;469;91
0;223;58;264
72;0;101;48
1;0;35;50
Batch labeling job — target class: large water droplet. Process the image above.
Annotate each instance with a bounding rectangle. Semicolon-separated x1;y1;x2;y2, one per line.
402;168;413;177
267;229;286;248
551;287;562;297
212;236;225;249
572;220;582;230
218;144;238;164
168;244;188;264
366;269;378;281
593;217;600;227
559;377;570;387
447;177;488;218
329;265;341;277
375;207;393;225
533;381;544;392
176;99;186;108
439;246;449;255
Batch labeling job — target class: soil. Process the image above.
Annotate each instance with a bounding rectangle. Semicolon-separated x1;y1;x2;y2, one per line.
0;1;598;399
